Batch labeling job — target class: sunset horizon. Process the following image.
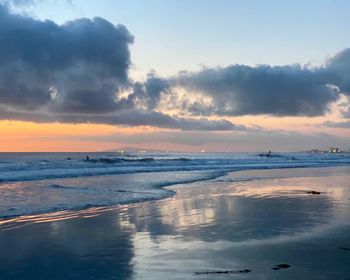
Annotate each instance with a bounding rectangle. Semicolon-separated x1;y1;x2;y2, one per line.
1;1;350;279
1;0;350;152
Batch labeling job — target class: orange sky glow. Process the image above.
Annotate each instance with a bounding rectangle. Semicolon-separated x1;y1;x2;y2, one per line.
1;112;349;152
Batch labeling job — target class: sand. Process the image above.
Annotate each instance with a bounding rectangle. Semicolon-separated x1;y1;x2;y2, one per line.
1;166;350;279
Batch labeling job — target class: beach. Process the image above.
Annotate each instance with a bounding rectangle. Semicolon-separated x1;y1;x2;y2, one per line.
2;1;350;279
1;166;350;279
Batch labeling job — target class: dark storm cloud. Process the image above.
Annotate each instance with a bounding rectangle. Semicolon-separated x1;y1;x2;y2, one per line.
116;73;170;111
0;4;239;131
170;48;350;118
2;2;350;131
0;3;133;111
326;48;350;95
0;6;133;76
173;64;339;117
0;2;243;133
0;106;246;131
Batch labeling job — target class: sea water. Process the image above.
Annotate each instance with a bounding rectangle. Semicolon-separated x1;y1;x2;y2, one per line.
0;152;350;218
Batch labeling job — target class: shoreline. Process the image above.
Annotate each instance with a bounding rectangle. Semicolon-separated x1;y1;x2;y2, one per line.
1;166;350;279
1;165;349;227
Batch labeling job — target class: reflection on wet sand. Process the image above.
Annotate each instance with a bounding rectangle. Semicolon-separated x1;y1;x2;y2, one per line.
1;167;350;279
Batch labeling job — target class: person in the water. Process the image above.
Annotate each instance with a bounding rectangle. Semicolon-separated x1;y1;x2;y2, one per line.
86;155;90;161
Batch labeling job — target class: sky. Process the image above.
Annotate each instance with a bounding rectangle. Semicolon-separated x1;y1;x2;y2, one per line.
1;0;350;152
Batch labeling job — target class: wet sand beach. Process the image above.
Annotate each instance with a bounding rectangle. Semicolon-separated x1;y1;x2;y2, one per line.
1;166;350;279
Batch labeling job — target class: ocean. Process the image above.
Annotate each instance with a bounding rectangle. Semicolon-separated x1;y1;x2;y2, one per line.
0;151;350;219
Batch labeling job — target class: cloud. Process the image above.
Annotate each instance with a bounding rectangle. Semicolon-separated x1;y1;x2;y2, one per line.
0;0;36;6
342;109;350;118
322;120;350;129
0;5;243;132
2;2;350;132
0;0;70;7
326;48;350;95
172;64;339;117
116;73;170;111
0;4;133;112
0;106;246;131
0;5;242;134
